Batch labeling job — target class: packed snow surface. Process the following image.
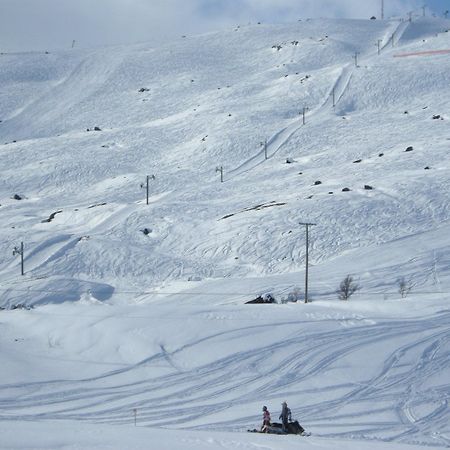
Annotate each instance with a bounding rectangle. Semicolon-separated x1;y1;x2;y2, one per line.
1;13;450;450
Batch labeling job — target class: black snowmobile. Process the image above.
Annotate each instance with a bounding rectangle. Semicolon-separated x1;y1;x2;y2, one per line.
248;420;310;435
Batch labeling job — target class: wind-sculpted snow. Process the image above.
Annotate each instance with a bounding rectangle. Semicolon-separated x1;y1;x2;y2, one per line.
0;302;449;448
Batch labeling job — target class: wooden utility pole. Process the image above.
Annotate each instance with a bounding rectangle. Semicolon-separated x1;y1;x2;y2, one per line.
216;166;224;182
145;175;155;205
302;107;309;125
13;242;24;276
299;223;316;303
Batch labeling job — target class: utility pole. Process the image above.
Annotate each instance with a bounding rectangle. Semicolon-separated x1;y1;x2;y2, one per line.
377;39;382;55
353;51;360;67
13;242;24;276
143;175;155;205
216;166;224;182
381;0;384;20
302;106;309;125
299;222;316;304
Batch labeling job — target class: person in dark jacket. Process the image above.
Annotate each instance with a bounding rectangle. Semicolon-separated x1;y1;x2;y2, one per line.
279;401;292;432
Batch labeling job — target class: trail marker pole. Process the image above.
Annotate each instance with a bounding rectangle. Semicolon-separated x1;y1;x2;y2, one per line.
377;39;382;55
422;5;426;17
353;52;360;67
299;223;316;303
381;0;384;20
13;242;24;276
72;40;76;48
133;408;137;426
391;32;395;47
332;88;336;107
264;139;268;160
408;11;413;22
216;166;224;182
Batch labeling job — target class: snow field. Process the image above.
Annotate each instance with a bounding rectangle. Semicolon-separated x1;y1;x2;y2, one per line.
1;14;450;449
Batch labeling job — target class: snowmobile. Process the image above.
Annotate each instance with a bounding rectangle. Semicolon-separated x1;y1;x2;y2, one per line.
248;420;310;436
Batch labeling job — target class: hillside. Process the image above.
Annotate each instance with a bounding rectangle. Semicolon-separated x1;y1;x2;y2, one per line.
1;15;450;450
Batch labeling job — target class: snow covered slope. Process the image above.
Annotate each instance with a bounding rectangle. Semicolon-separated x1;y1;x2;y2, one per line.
1;15;450;450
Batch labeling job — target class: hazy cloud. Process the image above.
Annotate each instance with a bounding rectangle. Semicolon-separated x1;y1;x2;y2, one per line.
0;0;439;52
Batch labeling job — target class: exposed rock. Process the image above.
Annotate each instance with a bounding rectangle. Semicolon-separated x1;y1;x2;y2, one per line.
42;210;63;223
87;202;107;209
141;228;151;235
138;87;150;93
353;159;362;163
94;126;102;131
314;180;322;185
405;146;413;152
364;185;374;190
432;115;441;120
342;187;351;192
12;194;23;200
286;157;294;164
378;153;384;157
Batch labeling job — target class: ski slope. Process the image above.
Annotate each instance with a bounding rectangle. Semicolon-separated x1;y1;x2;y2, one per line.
1;14;450;450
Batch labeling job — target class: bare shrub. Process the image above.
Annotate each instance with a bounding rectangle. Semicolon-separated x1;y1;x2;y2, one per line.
397;277;413;298
287;287;302;303
337;275;360;300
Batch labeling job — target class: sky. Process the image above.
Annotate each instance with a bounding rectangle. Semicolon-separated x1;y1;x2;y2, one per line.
0;0;448;52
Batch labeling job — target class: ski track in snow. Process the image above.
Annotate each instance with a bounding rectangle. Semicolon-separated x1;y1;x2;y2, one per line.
228;18;413;181
0;311;449;447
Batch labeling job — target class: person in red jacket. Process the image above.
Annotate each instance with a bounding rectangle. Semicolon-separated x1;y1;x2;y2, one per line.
261;406;271;432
